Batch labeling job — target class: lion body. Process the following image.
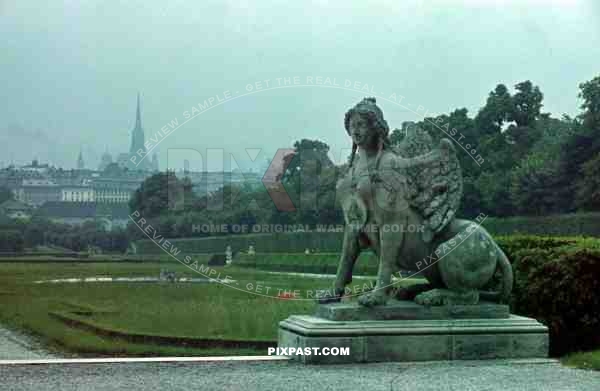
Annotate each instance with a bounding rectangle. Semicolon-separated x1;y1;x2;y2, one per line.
334;149;513;306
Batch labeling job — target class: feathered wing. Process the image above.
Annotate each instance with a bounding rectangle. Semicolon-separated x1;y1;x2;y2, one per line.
394;130;463;242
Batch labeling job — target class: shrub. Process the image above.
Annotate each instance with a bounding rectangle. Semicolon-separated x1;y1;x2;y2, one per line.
234;253;379;275
483;212;600;236
134;213;600;256
495;235;577;257
208;254;227;266
0;230;24;252
511;247;600;356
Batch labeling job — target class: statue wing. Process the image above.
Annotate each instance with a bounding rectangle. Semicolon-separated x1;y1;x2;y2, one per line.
394;131;463;242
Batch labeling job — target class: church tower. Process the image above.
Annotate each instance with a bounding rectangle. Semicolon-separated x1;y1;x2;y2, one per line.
77;150;85;170
151;152;159;172
128;92;148;170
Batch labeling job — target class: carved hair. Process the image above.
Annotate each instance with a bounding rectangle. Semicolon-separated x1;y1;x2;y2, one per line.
344;97;391;167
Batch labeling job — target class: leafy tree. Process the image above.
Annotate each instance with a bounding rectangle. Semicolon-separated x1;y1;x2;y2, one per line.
24;224;45;247
579;76;600;131
510;154;564;215
511;80;544;127
475;84;513;136
575;153;600;211
458;176;483;219
559;76;600;210
281;139;335;216
129;172;194;218
476;172;513;217
0;230;24;252
0;187;12;204
283;139;333;181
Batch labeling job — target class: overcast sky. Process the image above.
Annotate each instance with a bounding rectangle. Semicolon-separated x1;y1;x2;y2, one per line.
1;0;599;170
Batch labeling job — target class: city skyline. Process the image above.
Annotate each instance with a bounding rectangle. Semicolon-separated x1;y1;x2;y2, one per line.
2;2;599;172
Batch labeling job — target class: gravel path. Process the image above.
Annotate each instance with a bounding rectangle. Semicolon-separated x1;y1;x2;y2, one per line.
0;359;599;391
0;326;55;360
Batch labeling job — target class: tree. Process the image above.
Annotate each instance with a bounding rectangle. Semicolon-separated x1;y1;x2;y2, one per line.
129;172;194;218
559;76;600;210
0;187;12;204
0;230;24;252
476;172;513;217
579;76;600;131
575;153;600;211
284;139;333;180
280;139;335;216
475;84;513;136
511;80;543;127
510;154;564;216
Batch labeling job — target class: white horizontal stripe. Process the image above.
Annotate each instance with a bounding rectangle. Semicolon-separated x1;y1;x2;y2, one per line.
0;355;290;366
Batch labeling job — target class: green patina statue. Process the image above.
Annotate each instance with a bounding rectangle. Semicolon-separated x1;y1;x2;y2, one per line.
321;97;513;307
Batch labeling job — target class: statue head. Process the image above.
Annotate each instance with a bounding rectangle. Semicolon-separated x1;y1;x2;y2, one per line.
344;97;390;166
344;97;389;143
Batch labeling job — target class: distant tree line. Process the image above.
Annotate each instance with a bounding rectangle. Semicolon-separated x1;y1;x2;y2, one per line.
0;215;129;253
122;76;600;238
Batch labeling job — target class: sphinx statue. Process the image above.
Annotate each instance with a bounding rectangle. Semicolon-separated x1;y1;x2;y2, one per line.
321;97;513;307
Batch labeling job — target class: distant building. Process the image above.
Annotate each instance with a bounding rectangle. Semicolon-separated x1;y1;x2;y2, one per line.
20;160;50;176
98;148;113;171
0;92;163;226
151;152;159;172
116;153;130;170
13;178;61;207
92;174;140;204
186;171;262;195
61;185;95;202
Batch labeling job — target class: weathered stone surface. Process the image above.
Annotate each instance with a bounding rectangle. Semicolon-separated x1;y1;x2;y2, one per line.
278;315;548;364
315;299;510;321
327;97;514;308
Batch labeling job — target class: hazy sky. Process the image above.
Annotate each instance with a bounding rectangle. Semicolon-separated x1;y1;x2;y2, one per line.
1;0;599;170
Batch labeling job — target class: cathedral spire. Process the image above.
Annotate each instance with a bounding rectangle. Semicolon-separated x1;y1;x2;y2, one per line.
129;92;147;170
135;91;142;130
77;149;85;170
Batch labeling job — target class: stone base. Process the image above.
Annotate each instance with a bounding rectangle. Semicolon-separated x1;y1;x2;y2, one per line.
315;299;510;321
278;314;548;364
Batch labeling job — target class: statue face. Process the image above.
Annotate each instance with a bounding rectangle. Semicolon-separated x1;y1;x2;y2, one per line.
349;114;376;147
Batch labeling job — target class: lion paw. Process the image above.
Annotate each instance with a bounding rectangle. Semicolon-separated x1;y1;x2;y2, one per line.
415;289;446;306
394;283;432;301
415;289;479;306
358;290;388;307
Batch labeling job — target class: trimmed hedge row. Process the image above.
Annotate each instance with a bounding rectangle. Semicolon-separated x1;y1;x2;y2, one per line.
134;213;600;255
486;235;600;356
509;245;600;356
135;231;345;255
234;252;380;275
483;212;600;236
0;230;25;252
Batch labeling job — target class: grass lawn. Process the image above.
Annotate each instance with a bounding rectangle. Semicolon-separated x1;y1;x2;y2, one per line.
562;351;600;371
0;260;422;357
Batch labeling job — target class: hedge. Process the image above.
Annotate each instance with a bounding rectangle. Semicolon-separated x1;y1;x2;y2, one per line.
134;213;600;255
508;246;600;356
482;212;600;236
234;252;379;275
134;231;345;255
0;230;24;252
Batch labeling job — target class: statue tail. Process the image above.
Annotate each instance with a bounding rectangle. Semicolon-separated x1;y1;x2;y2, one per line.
479;249;513;304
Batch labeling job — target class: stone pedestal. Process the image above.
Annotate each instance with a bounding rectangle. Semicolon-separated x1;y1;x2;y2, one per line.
278;301;548;364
